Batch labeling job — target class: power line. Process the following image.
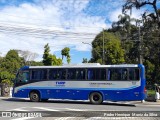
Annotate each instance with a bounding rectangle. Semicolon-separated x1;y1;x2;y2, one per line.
0;13;104;29
0;22;99;40
0;22;98;35
0;28;96;40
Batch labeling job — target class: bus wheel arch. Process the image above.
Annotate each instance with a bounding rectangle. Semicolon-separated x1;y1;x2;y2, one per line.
29;90;41;102
89;92;103;104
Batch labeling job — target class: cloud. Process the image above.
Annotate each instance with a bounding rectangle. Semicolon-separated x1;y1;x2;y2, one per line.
0;0;146;62
0;0;107;62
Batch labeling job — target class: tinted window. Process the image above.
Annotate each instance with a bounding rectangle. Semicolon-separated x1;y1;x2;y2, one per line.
108;68;140;81
31;69;47;80
108;68;128;81
67;69;86;80
49;69;57;80
129;68;140;80
87;69;106;80
49;69;66;80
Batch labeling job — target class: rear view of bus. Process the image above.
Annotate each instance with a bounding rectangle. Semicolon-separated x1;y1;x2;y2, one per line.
12;64;147;104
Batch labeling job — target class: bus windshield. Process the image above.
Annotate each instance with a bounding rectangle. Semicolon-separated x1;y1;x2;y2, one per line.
15;70;29;83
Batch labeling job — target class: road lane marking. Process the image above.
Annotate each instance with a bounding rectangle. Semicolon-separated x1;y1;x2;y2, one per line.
6;107;28;111
54;117;77;120
64;108;85;111
11;117;35;120
32;107;60;111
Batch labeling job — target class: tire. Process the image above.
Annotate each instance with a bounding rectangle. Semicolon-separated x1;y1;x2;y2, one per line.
89;92;103;104
29;91;40;102
41;99;48;102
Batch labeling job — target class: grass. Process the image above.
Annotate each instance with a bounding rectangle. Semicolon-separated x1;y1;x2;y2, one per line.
147;90;155;96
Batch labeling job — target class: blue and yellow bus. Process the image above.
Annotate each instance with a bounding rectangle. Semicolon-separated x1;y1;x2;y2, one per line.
12;63;147;104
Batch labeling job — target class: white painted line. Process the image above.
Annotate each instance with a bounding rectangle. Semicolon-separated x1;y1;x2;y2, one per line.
33;107;60;111
12;108;28;111
11;117;35;120
64;108;84;111
6;107;28;111
54;117;76;120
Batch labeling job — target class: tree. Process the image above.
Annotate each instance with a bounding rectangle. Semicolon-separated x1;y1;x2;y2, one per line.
0;50;22;84
91;31;125;64
122;0;160;27
121;1;160;85
17;50;39;65
82;58;88;63
50;54;62;66
43;43;51;66
61;47;71;64
29;61;44;66
42;43;62;66
4;50;22;73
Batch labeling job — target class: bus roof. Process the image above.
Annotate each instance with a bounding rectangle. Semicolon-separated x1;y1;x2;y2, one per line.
24;64;139;69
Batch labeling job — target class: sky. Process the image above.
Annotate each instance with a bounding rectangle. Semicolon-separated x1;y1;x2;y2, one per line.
0;0;157;64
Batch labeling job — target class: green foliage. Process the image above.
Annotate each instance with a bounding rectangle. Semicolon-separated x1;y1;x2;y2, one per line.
43;43;51;65
144;60;155;85
3;50;22;74
30;61;44;66
0;71;14;80
49;54;62;66
107;0;160;87
61;47;71;64
0;45;63;86
82;58;88;63
1;79;13;86
0;50;22;86
91;31;125;64
42;43;62;66
147;90;155;96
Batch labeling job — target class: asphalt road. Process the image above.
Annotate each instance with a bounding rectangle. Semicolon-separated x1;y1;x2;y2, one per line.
0;97;160;120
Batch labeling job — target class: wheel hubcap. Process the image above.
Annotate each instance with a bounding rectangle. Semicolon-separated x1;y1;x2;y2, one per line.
32;94;37;100
93;95;99;101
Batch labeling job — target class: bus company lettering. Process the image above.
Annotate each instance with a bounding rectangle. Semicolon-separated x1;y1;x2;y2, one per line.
90;83;112;85
56;82;66;86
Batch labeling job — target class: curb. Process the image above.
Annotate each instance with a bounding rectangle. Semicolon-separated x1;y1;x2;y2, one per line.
133;100;160;106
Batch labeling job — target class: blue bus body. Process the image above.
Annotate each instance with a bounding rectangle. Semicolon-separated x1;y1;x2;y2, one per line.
12;64;147;103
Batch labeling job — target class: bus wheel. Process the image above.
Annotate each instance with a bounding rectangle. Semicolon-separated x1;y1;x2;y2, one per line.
29;91;40;102
89;92;103;104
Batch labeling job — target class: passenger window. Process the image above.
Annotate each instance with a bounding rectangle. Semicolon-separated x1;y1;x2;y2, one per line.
67;69;76;79
101;69;106;80
67;69;86;80
108;68;128;81
109;69;121;80
49;69;57;80
76;69;86;80
31;69;47;80
122;69;128;80
87;69;95;80
87;69;106;80
49;69;66;80
129;68;140;80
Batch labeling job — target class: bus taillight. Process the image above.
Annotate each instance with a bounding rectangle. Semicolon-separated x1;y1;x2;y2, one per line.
144;87;147;93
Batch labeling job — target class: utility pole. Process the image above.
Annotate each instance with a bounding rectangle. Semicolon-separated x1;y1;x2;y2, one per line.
138;26;143;64
102;28;105;65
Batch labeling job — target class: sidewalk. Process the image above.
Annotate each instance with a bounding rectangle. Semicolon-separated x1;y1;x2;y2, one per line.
132;100;160;106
